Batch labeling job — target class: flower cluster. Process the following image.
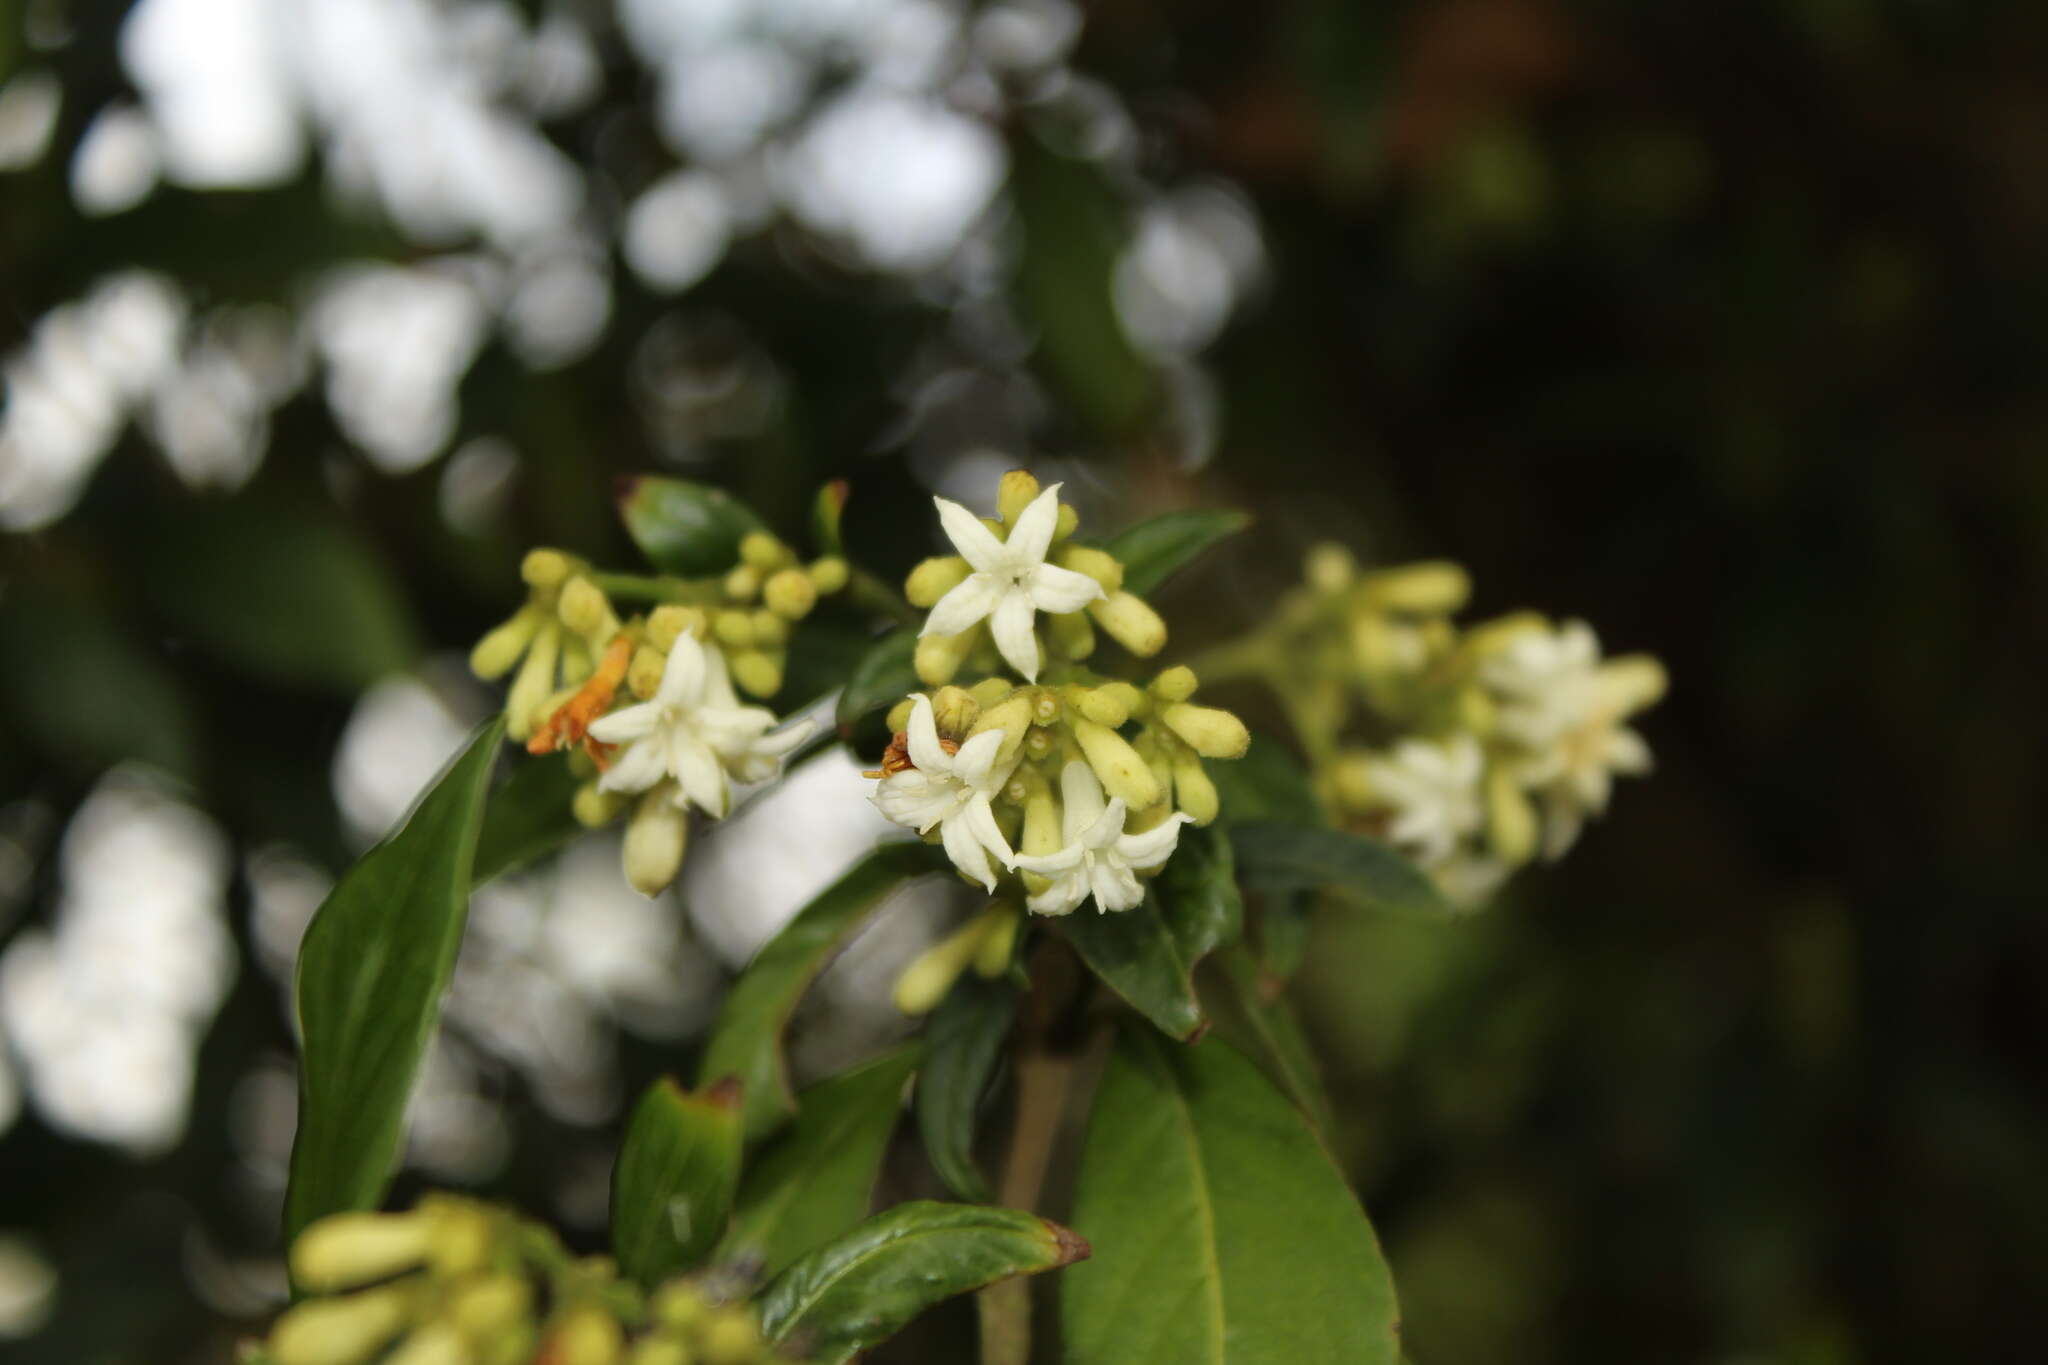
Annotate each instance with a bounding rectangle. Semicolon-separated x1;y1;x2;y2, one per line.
867;473;1248;957
472;533;841;895
253;1197;797;1365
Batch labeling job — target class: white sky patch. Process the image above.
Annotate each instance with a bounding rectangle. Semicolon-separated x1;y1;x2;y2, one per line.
503;247;612;371
121;0;304;188
69;103;162;216
1114;184;1265;356
309;262;491;474
624;172;733;293
657;42;807;164
0;71;63;171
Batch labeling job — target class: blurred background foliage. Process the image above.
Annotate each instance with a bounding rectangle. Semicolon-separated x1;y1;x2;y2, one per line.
2;0;2046;1362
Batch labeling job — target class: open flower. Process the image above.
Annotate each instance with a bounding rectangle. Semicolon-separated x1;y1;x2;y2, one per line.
1013;761;1189;915
870;694;1017;890
1365;735;1485;865
921;483;1104;681
589;630;811;817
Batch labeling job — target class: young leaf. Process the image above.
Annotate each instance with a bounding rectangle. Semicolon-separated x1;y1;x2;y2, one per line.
834;628;918;737
1099;509;1252;597
1229;820;1448;915
611;1077;744;1286
757;1201;1089;1364
285;720;503;1244
471;752;582;887
812;478;850;556
1154;822;1243;972
1054;895;1206;1041
1064;1027;1401;1365
698;841;948;1139
618;475;767;576
1199;950;1336;1133
915;976;1019;1202
720;1046;921;1278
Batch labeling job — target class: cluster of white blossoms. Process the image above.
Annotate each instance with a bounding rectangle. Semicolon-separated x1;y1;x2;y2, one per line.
865;472;1248;1005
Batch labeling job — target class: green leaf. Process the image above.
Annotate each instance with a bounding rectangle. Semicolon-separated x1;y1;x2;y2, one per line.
915;976;1019;1202
1054;895;1206;1042
812;479;850;556
834;628;917;738
1199;951;1336;1133
619;475;767;576
720;1046;921;1278
471;753;582;887
285;720;503;1244
758;1201;1089;1364
1229;820;1448;914
1100;510;1252;597
698;842;948;1139
1155;823;1243;973
1064;1027;1400;1365
611;1077;744;1286
1211;734;1324;827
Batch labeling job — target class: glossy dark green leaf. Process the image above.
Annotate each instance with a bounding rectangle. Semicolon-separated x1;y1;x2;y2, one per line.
1211;734;1324;827
471;752;582;887
1155;823;1243;973
1200;951;1335;1133
698;842;948;1139
758;1201;1089;1364
720;1046;920;1278
1064;1027;1400;1365
915;976;1019;1201
1099;509;1252;597
611;1077;744;1286
618;475;767;576
1054;896;1205;1042
1229;820;1448;915
285;720;503;1244
833;628;917;738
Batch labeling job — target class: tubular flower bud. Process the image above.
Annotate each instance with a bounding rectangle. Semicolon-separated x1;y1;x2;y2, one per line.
470;607;543;681
1046;607;1095;662
969;694;1036;771
426;1199;494;1277
290;1212;432;1293
645;606;705;652
1160;703;1250;760
997;469;1043;524
931;685;980;736
1362;561;1470;615
1149;666;1197;704
1074;685;1128;728
1598;654;1668;713
626;1336;692;1365
520;549;573;591
384;1323;469;1365
557;577;620;644
269;1286;414;1365
447;1274;531;1340
1172;751;1220;825
1486;765;1539;867
974;903;1021;976
885;697;916;733
628;645;668;700
550;1307;624;1365
1056;545;1124;593
1054;503;1079;541
913;627;978;686
573;782;627;829
808;556;849;594
892;912;999;1015
723;565;760;602
1071;719;1163;809
713;610;755;649
1462;611;1550;659
968;677;1013;708
729;649;783;698
700;1308;769;1365
905;555;970;608
739;530;786;571
1100;681;1148;718
651;1283;710;1334
1304;543;1356;594
762;568;816;620
749;610;789;647
1088;591;1167;657
505;624;562;742
1327;751;1377;812
623;788;688;896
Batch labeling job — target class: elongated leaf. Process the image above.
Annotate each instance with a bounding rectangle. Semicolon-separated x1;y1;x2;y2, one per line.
612;1077;744;1286
1229;820;1448;914
286;720;503;1243
834;628;917;737
759;1201;1089;1364
721;1047;921;1277
1199;951;1335;1133
1155;823;1242;972
698;842;947;1138
472;752;582;887
1064;1028;1400;1365
1100;509;1252;597
1211;734;1323;827
619;476;766;576
915;977;1019;1201
1055;896;1205;1041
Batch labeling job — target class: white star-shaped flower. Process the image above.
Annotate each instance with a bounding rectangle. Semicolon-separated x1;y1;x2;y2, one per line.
1012;761;1189;915
589;630;812;817
870;694;1017;890
1366;735;1485;865
921;483;1105;681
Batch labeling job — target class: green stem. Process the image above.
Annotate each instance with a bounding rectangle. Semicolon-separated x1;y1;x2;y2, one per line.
586;572;717;604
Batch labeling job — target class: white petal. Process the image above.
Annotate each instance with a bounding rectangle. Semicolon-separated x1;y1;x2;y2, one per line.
596;735;667;794
941;812;998;890
1541;801;1583;861
1116;814;1189;870
964;794;1016;868
1607;727;1653;775
1089;858;1144;913
1025;870;1088;916
1078;796;1128;851
904;694;950;772
588;699;662;744
1013;842;1086;876
657;630;707;707
934;496;1008;573
1056;761;1105;842
950;729;1008;790
988;588;1041;680
1006;483;1062;565
699;639;740;708
923;573;1001;639
1026;562;1105;615
873;776;961;833
671;733;729;817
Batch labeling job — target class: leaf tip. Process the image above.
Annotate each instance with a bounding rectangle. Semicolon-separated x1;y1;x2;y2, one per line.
1044;1219;1092;1266
701;1075;745;1110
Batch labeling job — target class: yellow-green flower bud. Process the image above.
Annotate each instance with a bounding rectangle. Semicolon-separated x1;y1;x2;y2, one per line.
1150;666;1198;704
1597;655;1668;714
651;1283;709;1335
384;1323;469;1365
521;549;573;591
722;565;760;602
1172;751;1219;825
931;685;980;736
628;644;668;700
892;915;992;1015
550;1307;624;1365
558;577;620;643
1054;503;1079;541
713;610;755;649
969;691;1035;765
561;637;594;687
470;608;543;681
1305;543;1355;594
1047;607;1095;661
808;556;849;594
905;556;970;608
1074;685;1128;728
699;1308;766;1365
885;697;915;734
448;1273;531;1341
1328;751;1376;812
730;649;783;698
482;1328;536;1365
739;530;787;572
1363;561;1469;615
1160;703;1250;759
1088;591;1166;657
1486;766;1539;867
750;610;790;647
997;469;1042;525
425;1199;493;1278
624;789;688;895
290;1212;432;1293
573;781;627;829
762;568;816;620
1056;545;1123;593
505;624;562;742
1456;683;1496;738
626;1335;692;1365
974;904;1020;977
269;1286;413;1365
1072;719;1162;809
645;606;703;652
913;628;976;686
1462;611;1550;658
968;677;1013;708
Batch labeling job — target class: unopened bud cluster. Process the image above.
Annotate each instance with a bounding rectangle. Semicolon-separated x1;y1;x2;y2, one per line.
252;1197;800;1365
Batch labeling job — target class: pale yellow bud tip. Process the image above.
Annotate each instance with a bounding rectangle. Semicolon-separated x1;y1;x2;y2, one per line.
1364;561;1470;615
723;565;761;602
1057;545;1124;593
913;628;976;686
573;781;627;829
997;469;1042;525
558;578;618;641
1089;591;1167;657
550;1307;624;1365
714;609;755;649
269;1287;412;1365
1172;752;1220;825
290;1212;431;1293
731;649;783;698
1486;766;1539;867
1305;543;1356;593
700;1307;768;1365
470;609;540;681
1160;703;1250;760
1072;718;1163;809
808;556;850;595
931;685;980;736
384;1323;470;1365
1150;665;1198;703
521;549;572;591
739;530;786;571
763;568;817;619
905;556;970;609
885;697;916;734
624;791;689;895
